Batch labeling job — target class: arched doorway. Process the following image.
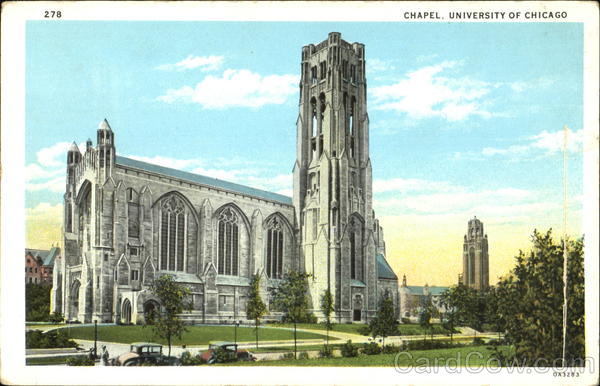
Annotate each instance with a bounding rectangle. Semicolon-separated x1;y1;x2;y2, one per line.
143;300;160;324
122;299;132;324
353;294;363;322
69;280;81;320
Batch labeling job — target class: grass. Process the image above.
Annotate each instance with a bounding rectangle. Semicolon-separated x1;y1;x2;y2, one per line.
221;345;514;367
27;355;88;366
61;325;331;345
268;322;454;336
251;343;345;353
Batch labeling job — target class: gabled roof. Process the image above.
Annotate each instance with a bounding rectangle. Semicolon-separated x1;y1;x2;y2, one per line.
26;247;59;266
376;253;398;280
115;156;293;206
404;285;449;296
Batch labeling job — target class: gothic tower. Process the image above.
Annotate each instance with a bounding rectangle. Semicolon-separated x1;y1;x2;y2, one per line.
293;32;379;322
462;216;489;290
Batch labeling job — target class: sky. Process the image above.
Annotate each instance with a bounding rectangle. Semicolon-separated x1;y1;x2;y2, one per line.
25;21;584;286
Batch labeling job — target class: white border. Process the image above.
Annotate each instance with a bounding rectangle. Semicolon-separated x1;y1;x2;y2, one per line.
1;1;598;385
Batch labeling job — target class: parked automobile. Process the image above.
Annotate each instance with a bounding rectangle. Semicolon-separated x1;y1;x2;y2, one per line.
111;342;180;366
200;341;256;364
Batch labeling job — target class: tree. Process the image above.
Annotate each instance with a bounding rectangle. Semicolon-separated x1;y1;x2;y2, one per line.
320;288;334;347
492;230;584;365
418;306;432;342
26;283;51;321
149;275;191;358
368;295;398;347
440;281;482;335
246;274;268;349
271;270;313;358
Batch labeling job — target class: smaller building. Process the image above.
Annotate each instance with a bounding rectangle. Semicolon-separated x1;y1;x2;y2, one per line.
398;275;449;321
25;248;60;285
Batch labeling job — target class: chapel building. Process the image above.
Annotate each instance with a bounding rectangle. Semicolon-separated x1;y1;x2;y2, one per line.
52;32;399;324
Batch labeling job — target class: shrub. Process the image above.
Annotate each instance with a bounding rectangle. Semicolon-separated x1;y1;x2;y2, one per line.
382;344;401;354
361;342;382;355
319;345;334;358
214;347;234;363
340;340;359;358
472;337;485;346
66;355;95;366
281;352;295;360
403;340;463;351
401;317;412;324
179;351;206;366
26;329;78;349
48;312;64;324
298;351;309;360
357;325;371;336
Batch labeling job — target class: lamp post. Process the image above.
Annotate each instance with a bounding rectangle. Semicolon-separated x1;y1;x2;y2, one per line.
93;320;98;359
234;321;240;347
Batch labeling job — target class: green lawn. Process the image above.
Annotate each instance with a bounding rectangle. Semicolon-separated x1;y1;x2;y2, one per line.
222;345;513;367
268;323;454;336
251;343;345;353
62;325;331;345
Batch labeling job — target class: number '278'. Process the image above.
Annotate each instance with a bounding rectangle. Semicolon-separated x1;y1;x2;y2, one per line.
44;10;62;18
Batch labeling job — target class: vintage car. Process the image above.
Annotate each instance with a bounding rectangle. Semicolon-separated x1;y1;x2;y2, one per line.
200;341;256;364
112;342;180;366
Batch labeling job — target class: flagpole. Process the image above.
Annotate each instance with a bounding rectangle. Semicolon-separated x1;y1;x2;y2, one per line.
561;125;569;366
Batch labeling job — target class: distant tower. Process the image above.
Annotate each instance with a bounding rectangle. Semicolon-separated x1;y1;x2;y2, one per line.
462;217;489;290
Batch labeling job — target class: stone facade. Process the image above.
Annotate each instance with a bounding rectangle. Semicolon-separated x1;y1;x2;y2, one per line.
52;32;399;324
462;217;489;290
398;275;449;320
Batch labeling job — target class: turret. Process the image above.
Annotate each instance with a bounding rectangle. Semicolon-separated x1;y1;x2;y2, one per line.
97;118;115;181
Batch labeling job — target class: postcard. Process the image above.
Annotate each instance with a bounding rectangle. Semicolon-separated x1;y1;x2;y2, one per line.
1;1;598;385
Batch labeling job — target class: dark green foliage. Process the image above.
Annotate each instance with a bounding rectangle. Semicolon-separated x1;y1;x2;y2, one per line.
318;345;333;358
298;351;309;360
25;284;51;321
179;350;206;366
356;325;371;336
361;342;382;355
214;347;235;363
340;340;359;357
402;339;464;351
48;312;64;324
270;270;314;358
66;355;95;366
472;337;485;346
281;352;295;360
246;274;268;349
367;295;398;345
490;230;585;366
149;275;192;358
381;344;401;354
400;317;412;324
26;329;78;349
418;306;432;341
440;282;484;335
320;289;334;347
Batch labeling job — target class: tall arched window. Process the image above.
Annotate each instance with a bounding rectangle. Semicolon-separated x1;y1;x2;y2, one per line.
468;247;476;283
127;188;140;238
266;217;284;279
218;207;239;276
160;196;186;271
349;217;362;281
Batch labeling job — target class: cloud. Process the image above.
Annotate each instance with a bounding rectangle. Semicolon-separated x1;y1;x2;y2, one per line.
481;127;584;157
373;177;456;194
370;60;497;121
26;141;86;193
157;69;299;109
367;58;395;73
156;55;224;72
509;77;555;93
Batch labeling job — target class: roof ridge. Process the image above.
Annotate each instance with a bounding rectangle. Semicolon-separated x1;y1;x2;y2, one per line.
115;156;293;206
